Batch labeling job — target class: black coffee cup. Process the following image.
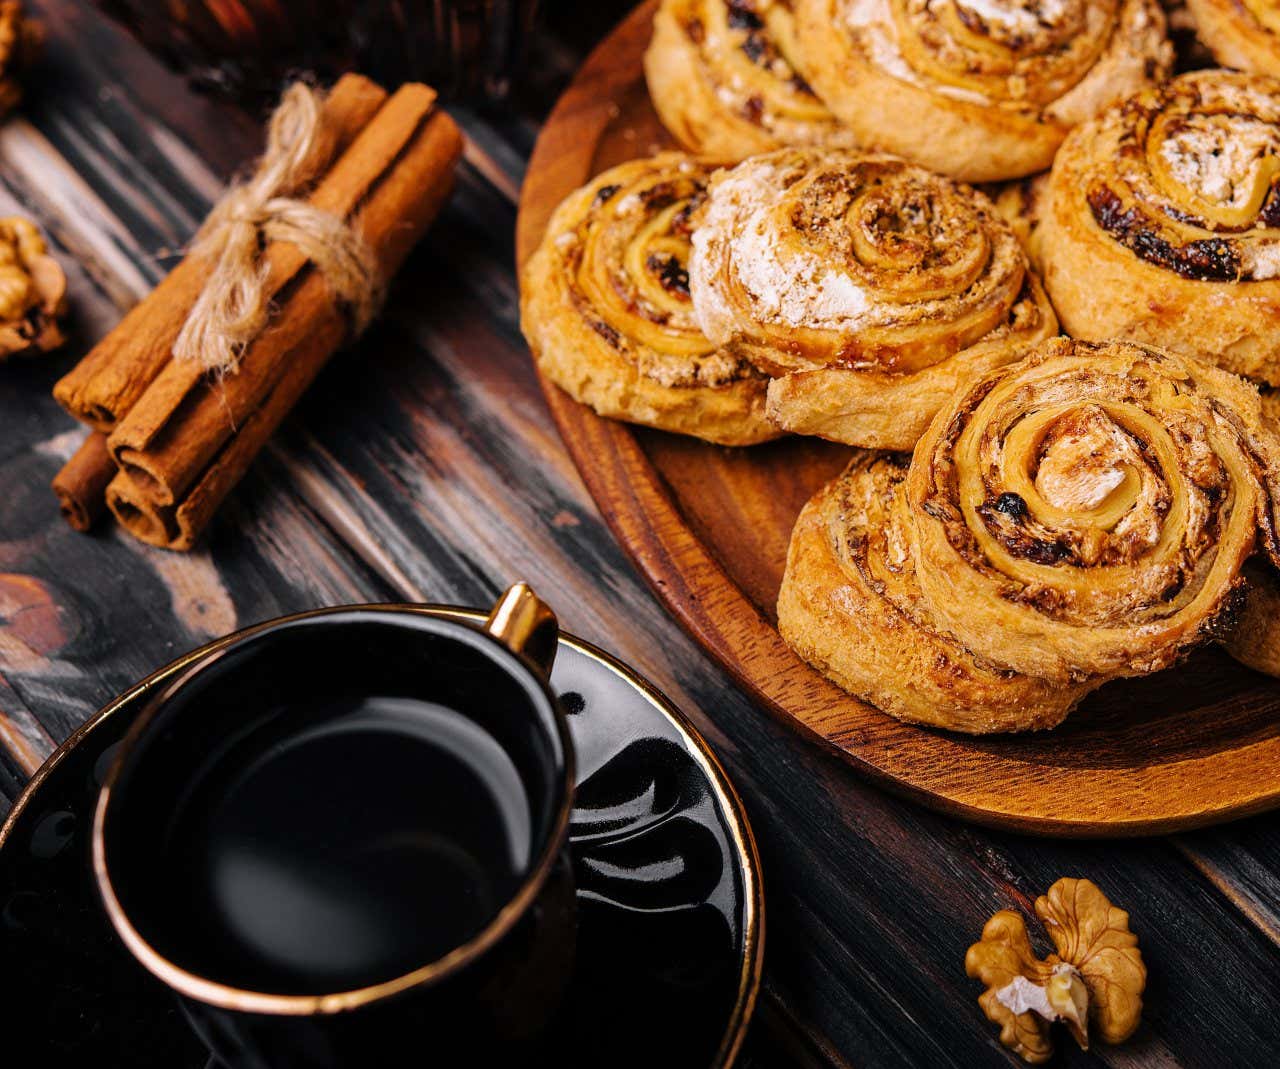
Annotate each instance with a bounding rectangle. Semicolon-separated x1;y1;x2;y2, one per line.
92;584;576;1069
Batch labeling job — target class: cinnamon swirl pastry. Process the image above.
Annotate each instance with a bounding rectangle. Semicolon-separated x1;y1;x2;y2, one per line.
1038;71;1280;385
689;149;1056;449
779;338;1280;732
792;0;1173;181
645;0;858;158
779;453;1093;732
1185;0;1280;75
521;154;778;446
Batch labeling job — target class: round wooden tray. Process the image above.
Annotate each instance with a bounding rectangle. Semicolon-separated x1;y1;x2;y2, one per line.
515;0;1280;836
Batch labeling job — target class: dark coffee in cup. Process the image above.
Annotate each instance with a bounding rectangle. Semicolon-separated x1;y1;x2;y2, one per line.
160;694;535;993
94;587;576;1069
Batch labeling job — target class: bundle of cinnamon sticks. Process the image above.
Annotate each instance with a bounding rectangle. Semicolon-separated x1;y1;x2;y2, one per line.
51;73;462;550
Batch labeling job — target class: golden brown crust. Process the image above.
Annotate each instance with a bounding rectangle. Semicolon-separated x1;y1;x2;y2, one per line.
520;153;779;446
792;0;1172;182
689;148;1054;448
644;0;859;158
778;453;1091;733
1185;0;1280;74
1038;70;1280;385
764;274;1057;449
907;337;1280;682
781;337;1280;731
990;172;1052;271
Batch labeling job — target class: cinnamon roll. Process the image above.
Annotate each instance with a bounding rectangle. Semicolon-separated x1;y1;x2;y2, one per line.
778;453;1093;732
689;149;1056;449
1038;71;1280;385
792;0;1173;182
1185;0;1280;75
521;154;779;446
779;338;1280;731
645;0;858;159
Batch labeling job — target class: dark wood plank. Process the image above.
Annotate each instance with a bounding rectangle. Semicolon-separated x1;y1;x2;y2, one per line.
0;2;393;763
2;2;1280;1066
258;119;1280;1069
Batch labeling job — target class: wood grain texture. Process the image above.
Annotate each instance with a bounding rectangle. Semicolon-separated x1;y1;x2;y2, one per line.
515;0;1280;837
2;0;1280;1065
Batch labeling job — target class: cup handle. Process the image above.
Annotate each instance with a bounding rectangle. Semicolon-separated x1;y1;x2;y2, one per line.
484;582;559;677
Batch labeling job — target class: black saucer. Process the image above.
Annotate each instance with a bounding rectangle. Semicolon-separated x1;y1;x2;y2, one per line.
0;607;763;1067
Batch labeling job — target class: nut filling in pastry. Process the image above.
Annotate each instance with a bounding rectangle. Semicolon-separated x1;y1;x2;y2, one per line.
520;153;779;446
689;148;1056;449
1185;0;1280;75
777;338;1280;733
1039;70;1280;385
645;0;859;158
792;0;1173;181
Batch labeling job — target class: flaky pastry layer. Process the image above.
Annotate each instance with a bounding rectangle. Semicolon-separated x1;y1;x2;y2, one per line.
645;0;859;159
778;453;1092;732
1038;70;1280;385
1186;0;1280;75
521;153;779;446
792;0;1172;181
780;338;1280;732
689;148;1053;448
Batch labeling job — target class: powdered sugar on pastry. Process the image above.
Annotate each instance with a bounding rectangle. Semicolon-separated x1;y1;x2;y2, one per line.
956;0;1069;34
690;156;871;342
1243;244;1280;281
840;0;990;105
840;0;1168;118
733;214;870;327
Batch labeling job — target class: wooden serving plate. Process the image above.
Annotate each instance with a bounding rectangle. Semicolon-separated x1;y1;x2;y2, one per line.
515;1;1280;836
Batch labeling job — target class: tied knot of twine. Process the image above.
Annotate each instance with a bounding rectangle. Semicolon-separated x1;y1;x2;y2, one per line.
174;82;384;375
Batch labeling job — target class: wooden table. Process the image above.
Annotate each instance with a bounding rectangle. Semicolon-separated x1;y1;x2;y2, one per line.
2;3;1278;1065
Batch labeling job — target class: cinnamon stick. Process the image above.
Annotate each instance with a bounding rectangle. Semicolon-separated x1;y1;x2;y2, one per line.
106;86;462;549
51;432;113;531
52;73;388;432
108;84;443;505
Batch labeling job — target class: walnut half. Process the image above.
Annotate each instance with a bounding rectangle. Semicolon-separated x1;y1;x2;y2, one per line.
965;878;1146;1064
0;216;65;360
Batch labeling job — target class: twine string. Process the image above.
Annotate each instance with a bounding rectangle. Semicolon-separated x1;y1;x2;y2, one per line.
173;82;384;375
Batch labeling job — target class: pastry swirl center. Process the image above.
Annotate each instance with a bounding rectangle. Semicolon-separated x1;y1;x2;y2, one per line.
1033;408;1139;514
884;0;1115;107
843;175;991;298
1153;113;1280;225
1086;75;1280;280
914;353;1268;629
